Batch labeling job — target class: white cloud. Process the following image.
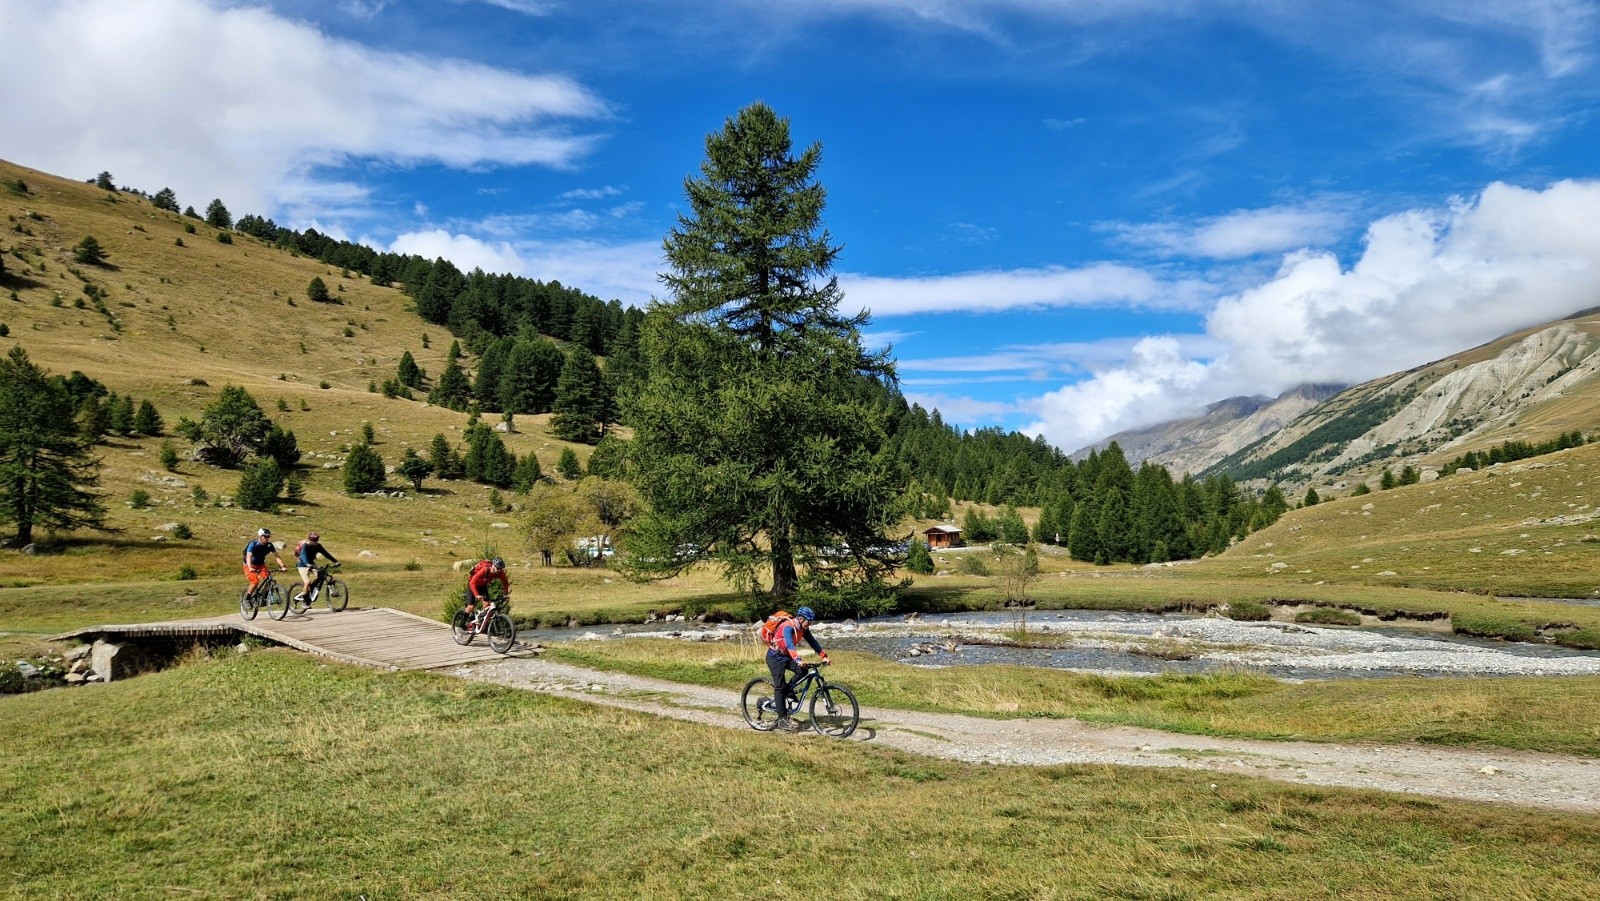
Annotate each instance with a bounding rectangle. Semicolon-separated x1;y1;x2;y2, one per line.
389;229;662;305
1109;200;1357;260
1018;180;1600;451
840;264;1214;317
0;0;607;221
467;0;555;14
560;185;628;200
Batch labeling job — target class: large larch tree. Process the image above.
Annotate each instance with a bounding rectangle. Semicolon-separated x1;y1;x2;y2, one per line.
623;102;903;603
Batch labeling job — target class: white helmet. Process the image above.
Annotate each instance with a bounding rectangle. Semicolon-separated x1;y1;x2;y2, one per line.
257;527;271;537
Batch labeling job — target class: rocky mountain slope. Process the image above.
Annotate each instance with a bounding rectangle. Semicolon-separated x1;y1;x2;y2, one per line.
1086;309;1600;491
1080;384;1343;476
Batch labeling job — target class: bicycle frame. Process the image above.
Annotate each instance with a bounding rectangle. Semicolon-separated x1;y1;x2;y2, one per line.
780;666;826;714
247;568;281;600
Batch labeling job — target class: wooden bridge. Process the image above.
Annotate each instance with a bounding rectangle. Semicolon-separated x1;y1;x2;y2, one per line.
54;607;523;671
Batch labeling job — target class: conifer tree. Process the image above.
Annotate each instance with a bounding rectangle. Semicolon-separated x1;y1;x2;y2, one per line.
204;199;232;230
428;358;472;411
236;459;283;511
1067;503;1099;563
397;350;423;389
0;347;108;545
557;447;581;480
73;235;107;266
152;187;179;212
428;433;465;480
550;349;609;443
134;399;163;436
1303;486;1320;507
512;452;543;493
342;443;386;494
623;103;900;601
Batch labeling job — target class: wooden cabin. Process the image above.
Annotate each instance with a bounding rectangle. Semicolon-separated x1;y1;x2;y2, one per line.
923;524;964;549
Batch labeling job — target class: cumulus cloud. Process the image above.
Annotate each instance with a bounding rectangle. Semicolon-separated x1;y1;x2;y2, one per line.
1108;200;1357;259
0;0;606;221
1017;180;1600;451
840;264;1214;317
389;229;662;305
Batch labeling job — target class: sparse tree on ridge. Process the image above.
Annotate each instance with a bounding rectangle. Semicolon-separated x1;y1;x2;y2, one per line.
94;172;115;191
204;199;232;230
152;187;179;212
307;276;330;303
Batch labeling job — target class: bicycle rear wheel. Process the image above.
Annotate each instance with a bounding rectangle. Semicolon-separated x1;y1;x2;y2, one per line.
487;613;516;653
325;579;348;612
288;587;312;616
451;609;475;646
740;678;781;731
239;586;258;621
810;684;859;738
264;583;289;621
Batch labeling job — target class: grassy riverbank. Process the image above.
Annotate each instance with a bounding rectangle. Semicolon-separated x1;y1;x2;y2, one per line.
3;649;1599;899
545;641;1600;757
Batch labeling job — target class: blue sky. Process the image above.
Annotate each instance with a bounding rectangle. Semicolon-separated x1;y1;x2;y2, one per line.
5;0;1600;452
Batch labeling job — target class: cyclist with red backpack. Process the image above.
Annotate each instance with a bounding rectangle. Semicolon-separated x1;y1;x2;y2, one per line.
463;557;511;622
764;606;829;731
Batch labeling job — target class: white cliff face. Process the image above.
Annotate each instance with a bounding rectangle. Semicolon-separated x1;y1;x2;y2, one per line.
1099;313;1600;490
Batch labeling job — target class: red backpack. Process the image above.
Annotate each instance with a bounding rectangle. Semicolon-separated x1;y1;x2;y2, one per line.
758;611;793;648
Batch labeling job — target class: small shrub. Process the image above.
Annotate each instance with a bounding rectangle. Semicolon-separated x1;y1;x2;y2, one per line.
1223;600;1272;621
403;559;422;572
174;237;184;247
956;554;990;576
129;488;151;509
176;563;198;581
276;397;289;411
172;522;193;540
159;439;180;472
216;232;232;244
319;381;330;390
184;222;196;234
0;324;8;338
191;485;209;503
1294;607;1362;626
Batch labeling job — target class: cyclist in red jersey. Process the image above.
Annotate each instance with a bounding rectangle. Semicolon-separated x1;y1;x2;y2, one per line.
463;557;510;621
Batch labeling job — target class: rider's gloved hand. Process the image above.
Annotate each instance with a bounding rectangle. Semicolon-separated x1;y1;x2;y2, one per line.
819;652;830;664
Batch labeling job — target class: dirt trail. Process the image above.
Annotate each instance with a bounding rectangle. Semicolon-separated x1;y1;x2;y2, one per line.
456;655;1600;813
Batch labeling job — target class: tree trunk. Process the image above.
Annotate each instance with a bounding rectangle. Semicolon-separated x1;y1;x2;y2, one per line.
769;532;798;599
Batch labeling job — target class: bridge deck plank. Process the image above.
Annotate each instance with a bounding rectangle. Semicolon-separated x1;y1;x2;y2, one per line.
51;608;522;671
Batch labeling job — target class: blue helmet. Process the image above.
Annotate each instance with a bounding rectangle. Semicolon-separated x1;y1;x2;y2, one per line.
796;606;816;621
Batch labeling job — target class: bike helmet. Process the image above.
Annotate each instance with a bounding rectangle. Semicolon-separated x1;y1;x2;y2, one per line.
257;527;270;537
796;606;816;621
491;557;505;569
308;531;319;540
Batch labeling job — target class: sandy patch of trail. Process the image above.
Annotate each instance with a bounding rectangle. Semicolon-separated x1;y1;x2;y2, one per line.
455;656;1600;814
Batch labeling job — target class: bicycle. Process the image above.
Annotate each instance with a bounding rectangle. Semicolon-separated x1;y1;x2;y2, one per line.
451;599;517;654
239;567;289;622
741;661;859;738
289;562;347;615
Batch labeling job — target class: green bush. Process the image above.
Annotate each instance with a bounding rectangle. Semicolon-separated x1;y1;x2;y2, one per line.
956;554;990;576
906;539;934;574
1223;599;1272;621
176;563;198;581
172;522;193;540
236;459;283;511
1294;607;1362;626
129;488;150;509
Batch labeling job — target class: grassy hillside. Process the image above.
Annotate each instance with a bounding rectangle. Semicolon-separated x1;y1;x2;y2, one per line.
0;159;620;598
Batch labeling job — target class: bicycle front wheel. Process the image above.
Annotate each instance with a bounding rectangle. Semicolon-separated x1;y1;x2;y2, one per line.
487;613;516;653
810;684;859;738
451;610;474;646
264;583;288;621
325;579;348;612
740;678;781;731
239;586;258;621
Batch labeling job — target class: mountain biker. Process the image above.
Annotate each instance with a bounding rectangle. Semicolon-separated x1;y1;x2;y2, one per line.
242;528;287;599
463;557;510;622
292;531;340;603
766;606;829;731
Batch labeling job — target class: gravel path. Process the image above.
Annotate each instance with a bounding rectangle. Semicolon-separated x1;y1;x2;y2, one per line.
455;655;1600;814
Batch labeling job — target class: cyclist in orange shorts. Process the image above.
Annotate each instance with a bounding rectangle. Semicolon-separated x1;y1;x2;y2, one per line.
243;527;287;599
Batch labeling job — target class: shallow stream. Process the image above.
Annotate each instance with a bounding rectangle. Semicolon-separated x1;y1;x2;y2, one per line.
529;608;1600;682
